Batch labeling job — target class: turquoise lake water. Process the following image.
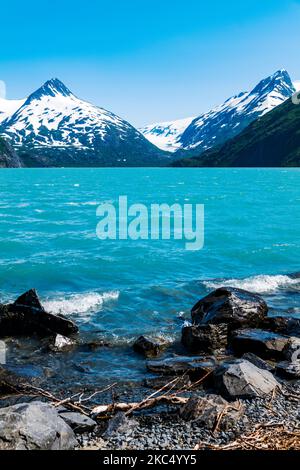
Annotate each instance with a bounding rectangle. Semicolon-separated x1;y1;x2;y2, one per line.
0;168;299;388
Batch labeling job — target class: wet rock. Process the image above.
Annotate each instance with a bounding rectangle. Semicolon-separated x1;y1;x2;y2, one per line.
133;336;167;358
262;316;300;337
191;287;268;329
276;361;300;380
230;329;290;360
103;412;138;438
147;355;217;378
50;334;77;352
214;359;280;399
182;323;228;353
180;394;245;431
80;340;110;351
283;337;300;361
0;401;77;450
241;352;274;372
0;289;78;338
59;411;97;433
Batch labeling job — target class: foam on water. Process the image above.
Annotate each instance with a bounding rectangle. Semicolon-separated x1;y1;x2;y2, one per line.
204;274;300;294
43;291;119;316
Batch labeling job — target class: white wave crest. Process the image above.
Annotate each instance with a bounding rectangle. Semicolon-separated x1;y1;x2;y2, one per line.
204;274;299;294
43;291;119;316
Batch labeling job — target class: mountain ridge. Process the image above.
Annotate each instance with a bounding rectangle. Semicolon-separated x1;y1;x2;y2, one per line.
141;69;296;155
172;96;300;167
0;78;170;167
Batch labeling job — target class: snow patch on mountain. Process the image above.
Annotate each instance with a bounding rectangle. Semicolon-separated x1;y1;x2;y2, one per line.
140;116;195;152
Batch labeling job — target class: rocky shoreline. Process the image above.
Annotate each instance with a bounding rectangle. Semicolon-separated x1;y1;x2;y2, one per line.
0;287;299;450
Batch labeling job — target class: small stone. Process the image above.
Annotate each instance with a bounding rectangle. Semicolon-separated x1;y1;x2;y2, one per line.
133;335;167;358
51;334;76;352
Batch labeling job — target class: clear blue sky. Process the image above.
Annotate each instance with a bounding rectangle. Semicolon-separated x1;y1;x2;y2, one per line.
0;0;299;126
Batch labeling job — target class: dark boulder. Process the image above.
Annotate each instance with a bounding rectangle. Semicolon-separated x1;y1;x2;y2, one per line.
0;289;78;338
262;316;300;337
133;335;167;358
182;323;228;353
230;328;290;360
191;287;268;329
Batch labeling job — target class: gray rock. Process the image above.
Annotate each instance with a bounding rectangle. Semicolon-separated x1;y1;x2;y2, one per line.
180;394;245;431
147;355;217;376
59;411;97;433
182;323;228;353
230;329;290;360
0;401;77;450
191;287;268;329
276;361;300;380
214;359;280;399
133;335;167;358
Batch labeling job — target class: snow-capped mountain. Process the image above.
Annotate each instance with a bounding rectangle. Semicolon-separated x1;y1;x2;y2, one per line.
141;70;296;155
0;79;167;167
139;117;195;152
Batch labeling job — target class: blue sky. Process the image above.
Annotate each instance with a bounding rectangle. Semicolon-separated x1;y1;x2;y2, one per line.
0;0;300;126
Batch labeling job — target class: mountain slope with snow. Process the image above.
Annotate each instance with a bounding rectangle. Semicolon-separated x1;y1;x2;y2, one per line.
141;70;296;156
139;116;195;152
0;79;168;167
177;69;295;155
172;95;300;167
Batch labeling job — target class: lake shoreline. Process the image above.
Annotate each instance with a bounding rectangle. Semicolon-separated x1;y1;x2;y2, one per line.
0;286;300;450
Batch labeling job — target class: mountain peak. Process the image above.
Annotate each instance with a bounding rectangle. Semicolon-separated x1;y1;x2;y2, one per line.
26;78;73;102
250;69;294;97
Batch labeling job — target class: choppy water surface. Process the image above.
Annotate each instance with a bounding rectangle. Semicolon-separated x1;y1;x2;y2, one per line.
0;168;299;389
